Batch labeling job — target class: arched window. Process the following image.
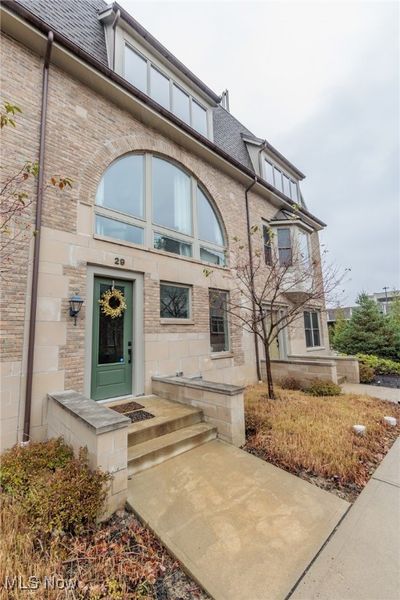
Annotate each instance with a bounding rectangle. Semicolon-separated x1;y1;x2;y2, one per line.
94;154;226;265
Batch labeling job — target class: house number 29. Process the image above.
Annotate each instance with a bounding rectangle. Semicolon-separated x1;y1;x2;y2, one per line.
114;257;125;266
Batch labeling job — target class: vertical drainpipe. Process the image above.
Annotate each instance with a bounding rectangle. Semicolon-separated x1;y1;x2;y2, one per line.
23;31;54;442
244;140;268;383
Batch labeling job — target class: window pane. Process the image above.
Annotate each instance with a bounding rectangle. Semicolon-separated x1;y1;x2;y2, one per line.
173;84;190;123
154;233;192;257
209;290;229;352
264;160;274;184
305;329;313;348
98;283;125;364
298;231;310;264
152;157;192;234
290;180;298;201
313;328;321;347
311;311;319;329
200;247;225;266
160;284;190;318
278;228;291;248
150;66;170;109
273;167;283;192
304;311;311;329
197;187;223;246
124;46;147;92
96;155;144;218
263;225;272;265
95;215;144;245
192;100;207;136
279;248;292;266
283;174;290;197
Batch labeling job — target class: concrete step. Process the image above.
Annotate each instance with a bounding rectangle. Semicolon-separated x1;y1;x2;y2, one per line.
126;397;203;446
128;422;217;476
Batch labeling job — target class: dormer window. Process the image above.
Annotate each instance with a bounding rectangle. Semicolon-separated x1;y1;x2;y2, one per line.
123;44;209;137
264;159;299;202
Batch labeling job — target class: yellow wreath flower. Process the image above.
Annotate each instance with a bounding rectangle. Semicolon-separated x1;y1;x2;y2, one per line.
99;288;127;319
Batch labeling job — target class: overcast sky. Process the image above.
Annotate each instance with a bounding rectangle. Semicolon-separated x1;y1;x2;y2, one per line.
120;0;399;306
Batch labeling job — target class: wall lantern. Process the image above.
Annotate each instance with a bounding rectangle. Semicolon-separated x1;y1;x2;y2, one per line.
69;293;84;325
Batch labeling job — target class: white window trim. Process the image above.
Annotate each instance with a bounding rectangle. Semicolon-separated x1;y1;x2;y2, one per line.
124;42;209;137
160;281;192;321
304;309;323;349
263;157;299;202
94;153;227;266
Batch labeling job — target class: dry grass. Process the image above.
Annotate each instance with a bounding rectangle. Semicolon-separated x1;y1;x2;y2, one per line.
244;384;400;497
0;499;207;599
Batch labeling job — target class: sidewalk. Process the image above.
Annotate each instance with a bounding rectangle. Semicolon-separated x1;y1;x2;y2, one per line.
342;382;400;404
291;438;400;600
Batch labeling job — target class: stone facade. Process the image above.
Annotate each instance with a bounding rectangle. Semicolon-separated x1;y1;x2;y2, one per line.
0;31;340;452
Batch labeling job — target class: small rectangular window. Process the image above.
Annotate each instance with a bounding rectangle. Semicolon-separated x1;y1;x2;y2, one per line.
200;247;225;266
263;225;272;265
290;180;298;201
273;166;283;192
264;160;274;185
192;100;208;136
124;45;147;93
154;232;192;257
95;214;144;245
173;84;190;123
304;310;321;347
283;174;291;197
160;283;190;319
209;290;229;352
150;65;170;109
277;228;292;266
298;230;310;266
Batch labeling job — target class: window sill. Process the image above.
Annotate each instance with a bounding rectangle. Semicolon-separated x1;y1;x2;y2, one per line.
210;351;234;360
160;318;194;325
306;346;325;352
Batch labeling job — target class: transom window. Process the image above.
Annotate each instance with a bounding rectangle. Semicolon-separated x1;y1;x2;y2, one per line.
124;45;208;137
95;154;226;266
304;310;321;348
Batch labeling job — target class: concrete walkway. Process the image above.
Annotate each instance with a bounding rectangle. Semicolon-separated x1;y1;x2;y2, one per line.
342;382;400;404
128;440;348;600
292;438;400;600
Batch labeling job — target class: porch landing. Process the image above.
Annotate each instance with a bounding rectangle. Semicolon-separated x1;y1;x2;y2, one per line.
128;439;349;600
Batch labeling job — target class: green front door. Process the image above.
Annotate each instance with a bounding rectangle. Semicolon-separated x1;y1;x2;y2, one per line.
91;277;133;401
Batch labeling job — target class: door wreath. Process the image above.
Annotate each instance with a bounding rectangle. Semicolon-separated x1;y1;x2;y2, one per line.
99;288;127;319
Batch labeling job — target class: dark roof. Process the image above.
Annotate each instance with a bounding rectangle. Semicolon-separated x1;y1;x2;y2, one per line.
212;107;254;171
16;0;109;65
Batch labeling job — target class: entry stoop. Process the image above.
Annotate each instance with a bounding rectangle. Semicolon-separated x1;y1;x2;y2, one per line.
107;395;217;476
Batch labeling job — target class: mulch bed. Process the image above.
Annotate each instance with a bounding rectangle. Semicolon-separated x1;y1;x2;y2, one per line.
111;401;145;413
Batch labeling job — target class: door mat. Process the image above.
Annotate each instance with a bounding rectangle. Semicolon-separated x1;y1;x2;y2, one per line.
111;401;144;413
125;410;155;423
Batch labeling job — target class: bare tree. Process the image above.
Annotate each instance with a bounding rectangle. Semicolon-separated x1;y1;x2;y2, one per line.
0;101;71;272
206;222;347;399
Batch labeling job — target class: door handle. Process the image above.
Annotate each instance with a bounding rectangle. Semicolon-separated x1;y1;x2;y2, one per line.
128;342;132;364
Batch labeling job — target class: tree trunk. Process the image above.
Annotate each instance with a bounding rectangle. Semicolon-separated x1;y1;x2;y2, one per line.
263;341;275;399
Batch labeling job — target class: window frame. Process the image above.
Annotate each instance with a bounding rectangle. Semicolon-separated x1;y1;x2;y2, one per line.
160;282;192;321
263;156;300;202
277;227;293;267
303;310;322;348
263;224;273;266
209;289;230;354
94;152;227;266
123;42;209;137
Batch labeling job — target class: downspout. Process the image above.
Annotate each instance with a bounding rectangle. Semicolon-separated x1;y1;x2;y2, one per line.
23;31;54;442
244;140;268;382
112;9;121;71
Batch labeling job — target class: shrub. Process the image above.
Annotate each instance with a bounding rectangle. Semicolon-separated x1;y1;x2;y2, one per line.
279;376;303;390
25;448;110;535
303;379;342;397
356;353;400;376
0;439;110;536
0;437;73;497
359;363;376;384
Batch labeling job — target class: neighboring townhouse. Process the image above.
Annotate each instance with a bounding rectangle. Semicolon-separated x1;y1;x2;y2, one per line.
327;290;400;325
0;0;358;451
